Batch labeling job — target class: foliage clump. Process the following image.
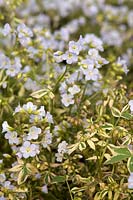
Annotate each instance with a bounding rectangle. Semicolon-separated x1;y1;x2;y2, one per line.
0;0;133;199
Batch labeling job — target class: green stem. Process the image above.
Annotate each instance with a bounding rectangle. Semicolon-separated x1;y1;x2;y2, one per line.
29;183;32;200
77;83;87;115
89;91;100;101
66;178;74;200
96;143;108;177
53;66;67;93
111;165;115;175
114;116;121;127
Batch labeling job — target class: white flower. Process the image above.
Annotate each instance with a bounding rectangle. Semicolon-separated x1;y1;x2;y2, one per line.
0;0;4;6
27;126;41;140
88;49;99;67
11;146;19;154
20;141;40;158
24;78;39;91
67;70;83;84
69;41;82;55
42;129;52;148
81;65;100;81
128;173;133;189
38;106;46;118
6;65;19;77
5;131;19;145
6;57;22;77
18;36;31;46
0;196;6;200
0;52;10;70
23;102;37;113
88;48;99;59
41;185;48;193
55;153;64;162
22;65;30;73
0;159;3;164
2;121;10;133
53;125;60;136
62;51;78;64
2;81;7;89
35;173;41;179
58;141;68;154
129;100;133;114
87;49;109;67
16;151;22;159
53;51;64;63
59;27;69;41
84;34;103;51
77;35;86;50
68;85;80;95
3;181;14;189
17;23;33;46
117;57;129;74
0;173;6;183
128;11;133;27
17;24;33;38
2;23;11;36
29;114;40;123
45;112;54;124
14;104;22;114
27;46;38;58
59;81;67;94
56;141;68;162
81;58;94;67
101;29;122;47
30;106;46;122
61;93;74;107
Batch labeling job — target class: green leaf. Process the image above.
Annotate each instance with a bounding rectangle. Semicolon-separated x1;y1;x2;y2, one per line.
108;190;112;199
49;91;55;99
111;146;131;156
17;169;29;185
94;193;101;200
86;156;98;160
121;104;129;113
26;163;38;174
71;187;86;194
105;154;130;164
102;123;114;130
111;107;121;117
30;89;48;99
101;190;108;198
97;141;107;147
121;112;133;120
68;143;79;155
44;173;50;184
114;192;120;200
127;156;133;173
8;164;23;172
52;176;66;183
87;139;95;150
79;142;86;151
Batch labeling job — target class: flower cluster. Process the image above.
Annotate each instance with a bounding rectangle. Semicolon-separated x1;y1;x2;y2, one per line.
54;35;108;107
55;141;68;162
0;0;132;199
2;102;53;160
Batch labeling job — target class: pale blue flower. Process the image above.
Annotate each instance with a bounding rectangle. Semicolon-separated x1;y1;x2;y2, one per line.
62;51;78;64
61;93;74;107
2;23;11;36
